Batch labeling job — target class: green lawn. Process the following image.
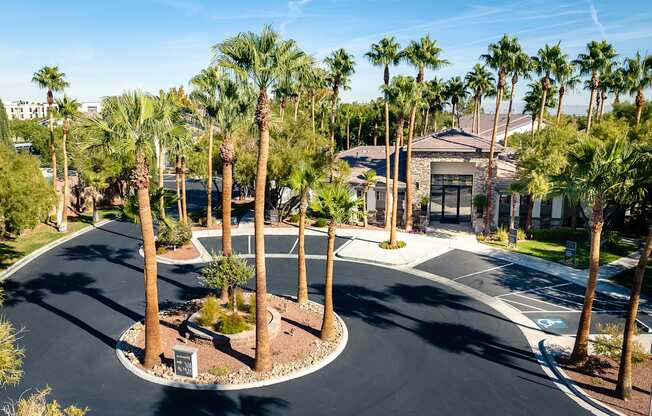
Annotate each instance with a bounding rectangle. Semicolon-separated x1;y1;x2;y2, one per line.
611;263;652;297
0;209;121;271
484;228;639;270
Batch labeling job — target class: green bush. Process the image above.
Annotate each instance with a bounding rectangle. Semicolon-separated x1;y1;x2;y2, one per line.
593;323;650;364
379;240;406;249
289;213;300;223
517;228;526;241
314;217;328;227
197;296;221;327
157;219;192;248
217;313;249;334
530;227;588;243
605;230;622;246
495;227;508;242
247;296;256;323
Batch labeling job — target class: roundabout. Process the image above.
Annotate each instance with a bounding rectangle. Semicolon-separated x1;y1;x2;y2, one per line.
0;220;592;415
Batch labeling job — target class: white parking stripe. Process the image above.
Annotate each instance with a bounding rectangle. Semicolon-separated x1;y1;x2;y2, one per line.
511;293;578;311
496;282;572;298
289;238;299;254
500;298;546;311
452;263;514;281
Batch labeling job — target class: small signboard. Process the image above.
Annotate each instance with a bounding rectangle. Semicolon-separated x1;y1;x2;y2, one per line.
535;318;568;330
172;345;198;379
565;241;577;258
508;228;518;246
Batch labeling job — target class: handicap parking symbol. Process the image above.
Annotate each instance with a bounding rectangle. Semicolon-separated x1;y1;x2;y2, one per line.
536;318;568;330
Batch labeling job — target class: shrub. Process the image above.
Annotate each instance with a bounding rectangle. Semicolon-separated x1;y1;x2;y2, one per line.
289;213;300;223
0;317;23;387
419;195;429;209
530;227;588;244
494;227;508;242
517;228;526;241
157;219;192;248
379;240;406;249
593;323;650;364
247;296;256;323
1;386;88;416
209;365;230;377
199;253;254;312
197;296;221;327
605;230;622;246
226;288;247;312
314;217;328;228
217;313;249;334
473;194;487;216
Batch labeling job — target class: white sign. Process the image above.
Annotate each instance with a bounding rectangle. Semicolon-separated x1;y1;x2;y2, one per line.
172;345;198;379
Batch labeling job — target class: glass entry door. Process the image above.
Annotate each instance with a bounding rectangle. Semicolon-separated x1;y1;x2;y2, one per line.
430;174;473;224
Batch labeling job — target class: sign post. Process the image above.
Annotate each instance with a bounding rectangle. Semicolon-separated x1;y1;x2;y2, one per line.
565;241;577;265
172;345;198;379
508;228;518;247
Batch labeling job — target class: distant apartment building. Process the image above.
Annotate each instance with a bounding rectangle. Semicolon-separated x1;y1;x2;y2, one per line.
3;100;102;120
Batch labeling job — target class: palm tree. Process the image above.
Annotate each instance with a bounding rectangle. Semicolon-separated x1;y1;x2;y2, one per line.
574;40;617;133
366;36;401;231
533;42;563;131
503;47;531;145
54;96;80;232
190;67;222;228
552;59;580;124
304;67;327;133
361;169;378;227
32;66;69;227
84;171;109;224
608;66;627;105
214;25;307;372
465;64;495;134
444;76;467;127
80;91;162;368
325;49;356;153
165;125;192;224
563;134;633;365
310;181;357;340
423;78;446;134
288;163;323;305
623;51;652;125
522;82;558;133
383;76;420;247
152;90;179;220
481;35;517;232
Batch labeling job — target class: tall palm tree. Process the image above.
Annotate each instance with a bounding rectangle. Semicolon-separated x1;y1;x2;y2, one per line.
383;76;420;247
152;89;179;220
366;36;401;230
214;25;308;372
325;49;356;153
574;40;617;133
304;67;327;134
423;78;446;134
32;66;69;227
361;169;377;227
552;59;580;124
465;64;495;134
165;124;192;224
310;181;357;340
522;82;558;133
190;67;222;228
503;47;531;145
54;96;80;232
563;134;632;365
79;91;162;368
608;66;627;105
402;35;448;231
623;51;652;125
288;163;323;305
533;42;563;131
444;76;467;127
481;35;515;233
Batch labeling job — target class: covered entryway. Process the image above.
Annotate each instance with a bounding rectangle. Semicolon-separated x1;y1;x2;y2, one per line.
429;174;473;224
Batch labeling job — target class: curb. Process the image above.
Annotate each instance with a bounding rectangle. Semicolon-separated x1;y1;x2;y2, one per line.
539;338;625;416
0;218;114;281
115;307;348;391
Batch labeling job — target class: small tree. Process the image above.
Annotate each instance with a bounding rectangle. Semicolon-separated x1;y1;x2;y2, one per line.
199;253;254;312
361;169;377;227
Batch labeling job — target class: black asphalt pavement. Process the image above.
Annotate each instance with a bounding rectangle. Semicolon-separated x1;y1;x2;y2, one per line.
0;221;589;415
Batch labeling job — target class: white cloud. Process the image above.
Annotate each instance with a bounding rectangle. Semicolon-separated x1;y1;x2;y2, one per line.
588;1;606;38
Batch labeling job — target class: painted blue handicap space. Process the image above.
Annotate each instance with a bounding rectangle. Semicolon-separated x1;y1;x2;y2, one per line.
535;318;568;330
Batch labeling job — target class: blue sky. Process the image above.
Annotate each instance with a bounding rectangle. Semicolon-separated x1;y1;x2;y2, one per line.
1;0;651;110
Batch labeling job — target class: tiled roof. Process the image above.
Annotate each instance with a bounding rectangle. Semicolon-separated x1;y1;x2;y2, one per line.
337;146;405;187
412;128;504;153
458;113;532;140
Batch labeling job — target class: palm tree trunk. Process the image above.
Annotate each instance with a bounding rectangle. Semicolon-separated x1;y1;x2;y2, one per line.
586;75;598;133
570;202;578;229
433;111;437;132
598;90;606;120
384;97;392;231
294;90;302;121
254;90;272;372
570;196;604;364
158;140;165;219
362;185;368;227
346;117;350;150
48;104;59;225
221;140;234;257
60;124;69;232
471;96;478;134
405;109;415;232
206;124;214;228
616;229;652;399
503;78;517;146
537;81;548;131
423;107;430;136
485;83;504;234
91;193;98;224
635;90;644;125
556;88;565;125
311;94;316;134
181;156;188;224
357;118;363;146
509;193;517;230
175;156;182;222
134;152;162;369
389;117;402;246
297;193;308;304
329;87;339;152
320;220;336;341
451;104;455;127
525;195;533;238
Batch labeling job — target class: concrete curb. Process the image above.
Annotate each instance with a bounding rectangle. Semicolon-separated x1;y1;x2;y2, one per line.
115;307;348;391
539;338;625;416
140;239;207;265
0;218;114;281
